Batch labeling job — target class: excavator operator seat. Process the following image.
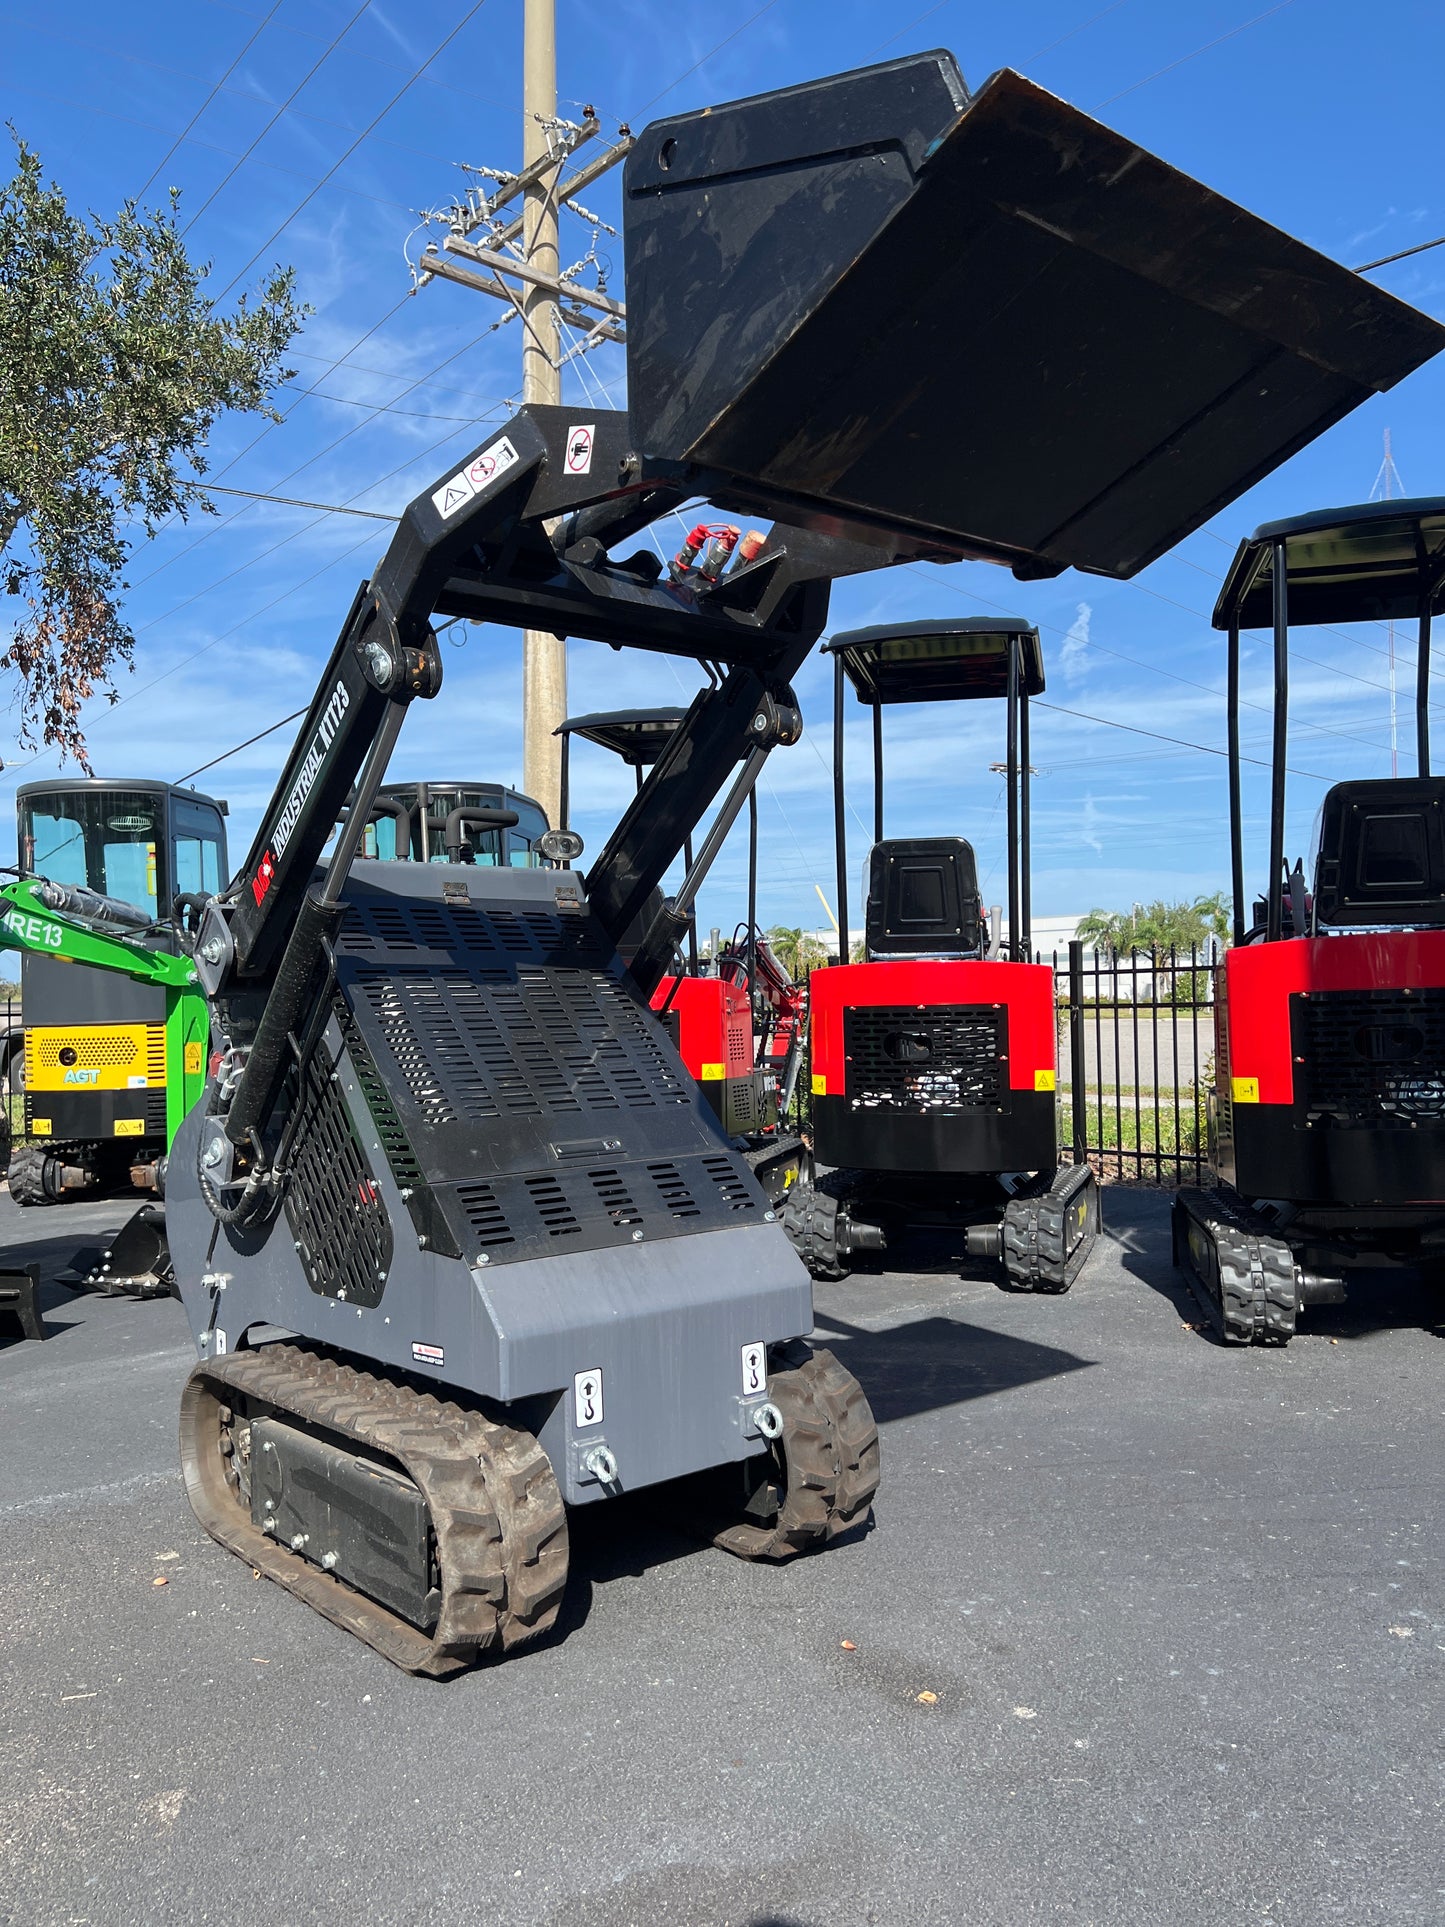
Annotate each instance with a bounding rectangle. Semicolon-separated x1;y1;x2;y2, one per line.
864;838;986;961
1312;778;1445;929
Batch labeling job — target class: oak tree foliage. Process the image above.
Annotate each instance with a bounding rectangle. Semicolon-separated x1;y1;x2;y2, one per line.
0;131;306;765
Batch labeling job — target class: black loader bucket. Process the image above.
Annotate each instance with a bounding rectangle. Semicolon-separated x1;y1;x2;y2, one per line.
624;56;1445;579
58;1204;174;1299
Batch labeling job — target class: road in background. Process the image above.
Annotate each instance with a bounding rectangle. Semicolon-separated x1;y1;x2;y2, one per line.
1;1189;1441;1927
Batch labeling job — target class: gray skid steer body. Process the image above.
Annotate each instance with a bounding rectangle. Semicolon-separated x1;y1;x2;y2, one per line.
169;864;809;1503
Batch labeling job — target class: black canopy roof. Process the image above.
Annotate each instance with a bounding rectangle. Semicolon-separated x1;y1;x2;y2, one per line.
827;619;1045;704
556;708;689;764
1213;497;1445;629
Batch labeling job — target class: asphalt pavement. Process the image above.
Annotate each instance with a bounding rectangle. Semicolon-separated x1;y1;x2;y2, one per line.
1;1186;1441;1927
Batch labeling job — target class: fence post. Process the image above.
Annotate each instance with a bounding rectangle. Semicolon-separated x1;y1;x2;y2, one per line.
1068;939;1087;1165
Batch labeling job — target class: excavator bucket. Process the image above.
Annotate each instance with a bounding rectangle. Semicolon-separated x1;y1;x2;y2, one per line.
624;56;1445;579
59;1204;174;1299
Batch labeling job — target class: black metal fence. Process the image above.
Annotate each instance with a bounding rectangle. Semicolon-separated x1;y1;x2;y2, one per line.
1045;942;1218;1188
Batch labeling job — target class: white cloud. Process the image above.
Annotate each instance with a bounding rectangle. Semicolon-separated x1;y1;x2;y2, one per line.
1059;601;1092;680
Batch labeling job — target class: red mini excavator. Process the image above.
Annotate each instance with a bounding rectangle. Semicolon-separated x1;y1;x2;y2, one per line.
1175;500;1445;1343
557;707;808;1202
784;619;1099;1289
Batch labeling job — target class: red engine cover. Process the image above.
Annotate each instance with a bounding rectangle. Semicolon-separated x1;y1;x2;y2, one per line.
808;959;1056;1095
651;976;755;1081
1222;931;1445;1106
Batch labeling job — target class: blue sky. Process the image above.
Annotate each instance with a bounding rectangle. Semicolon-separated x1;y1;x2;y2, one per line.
4;0;1444;936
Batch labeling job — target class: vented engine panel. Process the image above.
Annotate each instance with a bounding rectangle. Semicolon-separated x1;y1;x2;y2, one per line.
317;872;764;1269
842;1004;1005;1113
1296;988;1445;1127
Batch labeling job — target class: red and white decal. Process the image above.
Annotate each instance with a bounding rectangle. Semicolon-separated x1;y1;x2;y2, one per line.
565;423;595;475
411;1342;444;1368
251;850;276;906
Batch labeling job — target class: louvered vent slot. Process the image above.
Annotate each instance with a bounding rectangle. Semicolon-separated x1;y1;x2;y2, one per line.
648;1161;701;1217
333;995;423;1187
359;975;461;1124
455;1181;515;1248
284;1046;393;1307
589;1167;642;1226
702;1154;758;1212
526;1173;581;1236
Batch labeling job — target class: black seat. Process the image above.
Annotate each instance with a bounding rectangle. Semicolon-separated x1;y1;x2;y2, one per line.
864;838;985;961
1313;778;1445;928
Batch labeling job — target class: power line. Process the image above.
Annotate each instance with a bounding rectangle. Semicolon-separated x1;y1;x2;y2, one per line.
133;0;285;202
906;567;1400;759
175;707;308;783
1096;0;1300;109
1355;234;1445;272
180;0;374;237
636;2;783;114
202;485;399;519
1033;698;1331;781
211;0;491;303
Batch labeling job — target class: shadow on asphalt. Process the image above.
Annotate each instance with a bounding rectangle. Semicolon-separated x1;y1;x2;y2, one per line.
811;1310;1094;1424
1104;1181;1445;1347
543;1303;1092;1643
0;1218;139;1351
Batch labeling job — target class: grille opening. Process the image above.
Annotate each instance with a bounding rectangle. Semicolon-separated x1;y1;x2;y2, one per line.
525;1173;581;1236
1298;989;1445;1126
843;1004;1004;1113
647;1160;701;1217
589;1167;643;1226
701;1154;758;1211
283;1046;392;1306
455;1181;515;1247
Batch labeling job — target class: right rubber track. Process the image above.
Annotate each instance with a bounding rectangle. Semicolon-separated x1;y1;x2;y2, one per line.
710;1344;881;1560
180;1341;568;1676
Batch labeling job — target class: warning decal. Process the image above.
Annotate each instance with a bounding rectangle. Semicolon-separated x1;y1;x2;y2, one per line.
565;423;595;475
412;1342;445;1367
431;436;521;519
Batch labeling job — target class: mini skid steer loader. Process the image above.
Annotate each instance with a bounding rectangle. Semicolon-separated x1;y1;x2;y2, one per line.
167;53;1444;1671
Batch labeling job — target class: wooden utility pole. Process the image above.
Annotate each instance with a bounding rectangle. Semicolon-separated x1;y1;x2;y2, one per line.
411;8;632;830
520;0;565;824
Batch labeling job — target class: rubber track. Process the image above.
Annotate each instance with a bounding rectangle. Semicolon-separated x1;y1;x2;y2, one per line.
180;1341;568;1676
781;1183;848;1281
1174;1187;1298;1346
711;1345;881;1561
1001;1164;1100;1293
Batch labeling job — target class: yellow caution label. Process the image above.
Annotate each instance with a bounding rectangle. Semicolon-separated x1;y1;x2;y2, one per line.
699;1062;726;1080
1034;1068;1056;1092
811;1073;827;1096
114;1118;145;1136
184;1041;204;1076
25;1023;166;1092
1231;1075;1260;1104
31;1117;52;1136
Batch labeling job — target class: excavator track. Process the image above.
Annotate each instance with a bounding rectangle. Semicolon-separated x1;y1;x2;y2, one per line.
180;1341;568;1676
1000;1162;1101;1294
707;1344;881;1560
1173;1187;1299;1346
